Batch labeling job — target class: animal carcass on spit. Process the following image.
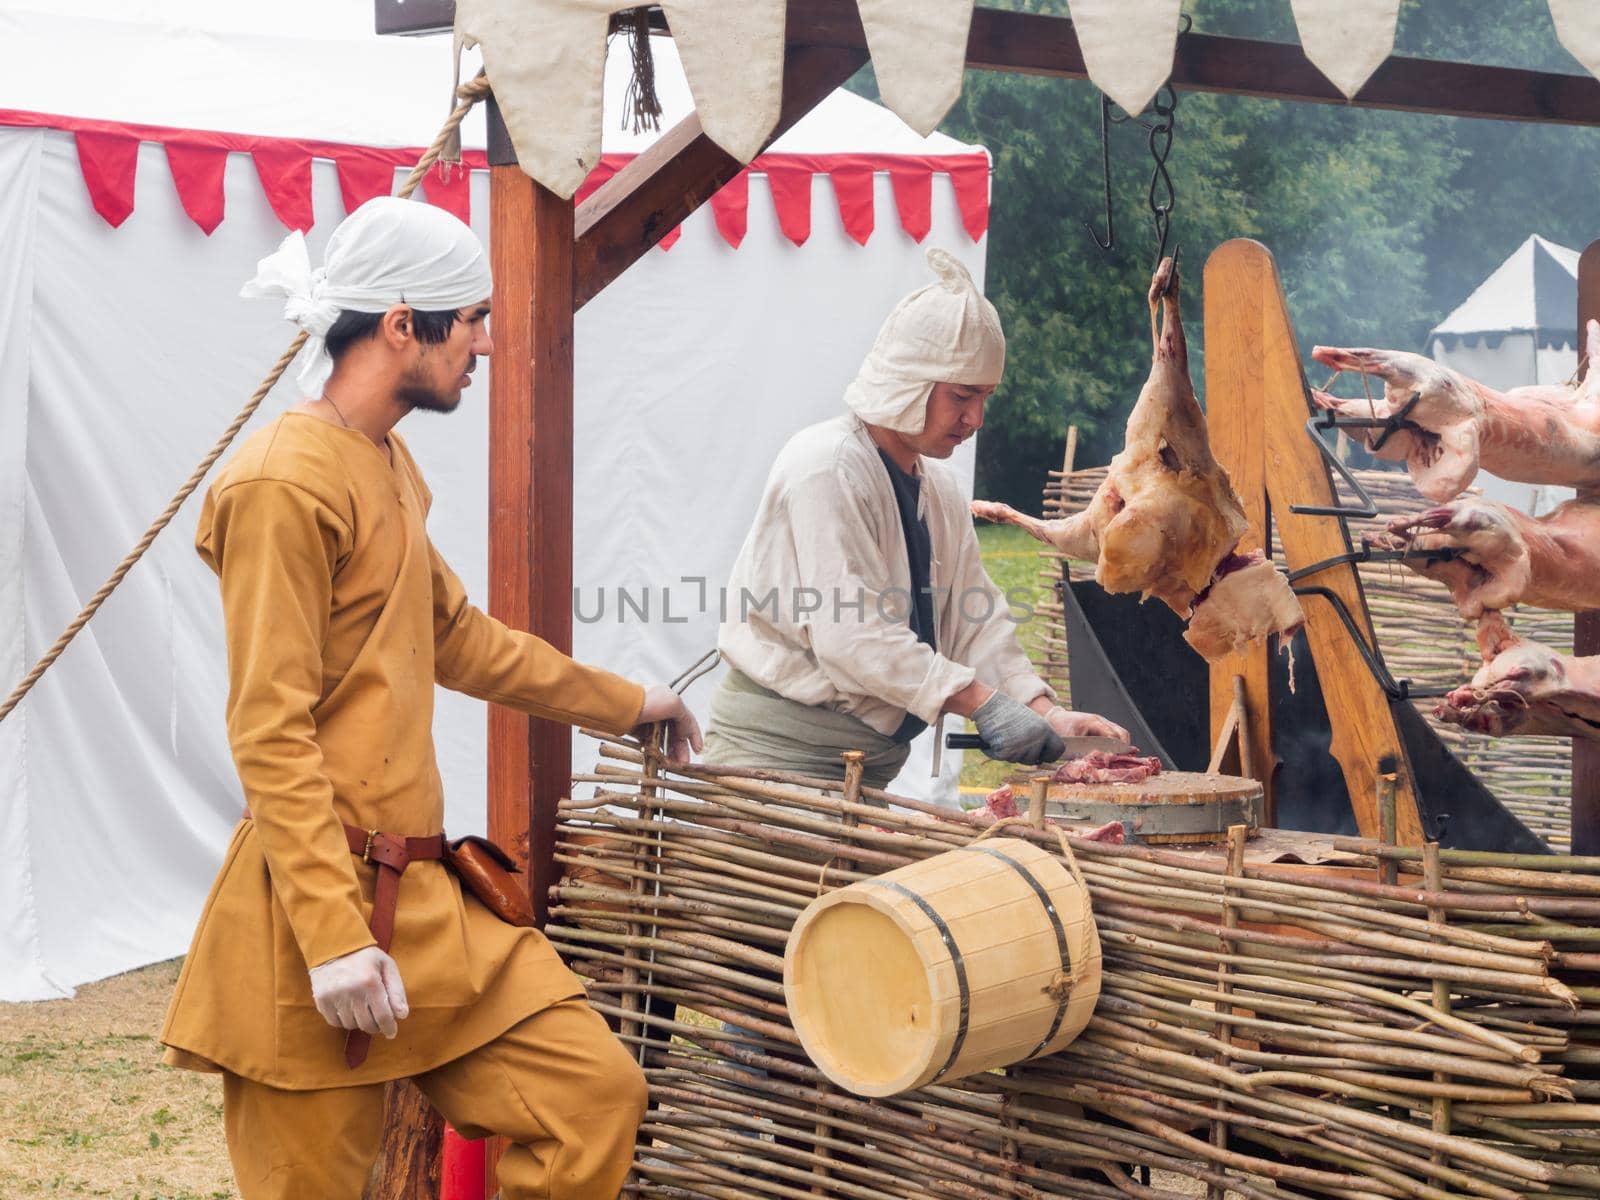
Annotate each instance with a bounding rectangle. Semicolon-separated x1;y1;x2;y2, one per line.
1369;496;1600;618
1435;612;1600;740
971;258;1304;662
1310;321;1600;503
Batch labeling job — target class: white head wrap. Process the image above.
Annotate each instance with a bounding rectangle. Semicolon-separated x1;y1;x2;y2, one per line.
241;196;493;397
843;248;1006;434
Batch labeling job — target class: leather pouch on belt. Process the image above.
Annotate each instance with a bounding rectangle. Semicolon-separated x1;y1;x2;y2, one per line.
446;835;536;928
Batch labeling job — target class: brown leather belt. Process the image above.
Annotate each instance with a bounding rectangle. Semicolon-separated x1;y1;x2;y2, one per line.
242;808;446;1068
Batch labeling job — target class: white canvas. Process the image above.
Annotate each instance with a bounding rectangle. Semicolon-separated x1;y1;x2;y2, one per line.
0;9;991;1000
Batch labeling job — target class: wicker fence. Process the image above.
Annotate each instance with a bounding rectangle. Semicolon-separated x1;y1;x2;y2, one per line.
554;739;1600;1199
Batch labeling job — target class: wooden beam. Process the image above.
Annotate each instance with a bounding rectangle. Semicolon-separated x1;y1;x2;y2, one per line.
1573;243;1600;855
487;163;576;926
785;1;1600;125
1205;239;1424;844
1204;248;1276;823
379;0;1600;125
573;41;868;308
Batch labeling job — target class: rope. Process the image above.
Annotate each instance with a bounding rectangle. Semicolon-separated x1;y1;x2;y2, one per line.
0;74;491;726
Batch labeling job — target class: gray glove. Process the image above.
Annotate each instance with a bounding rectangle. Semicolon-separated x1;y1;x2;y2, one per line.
972;691;1065;765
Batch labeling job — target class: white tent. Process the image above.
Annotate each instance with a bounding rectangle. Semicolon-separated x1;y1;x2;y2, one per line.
0;3;993;1000
1428;235;1580;514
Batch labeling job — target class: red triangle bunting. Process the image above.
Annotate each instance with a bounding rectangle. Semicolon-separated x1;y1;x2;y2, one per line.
164;140;228;235
575;159;619;207
829;162;875;246
710;172;750;249
947;158;991;242
74;129;139;228
764;162;813;247
888;165;932;244
421;160;471;223
251;143;314;232
336;150;398;214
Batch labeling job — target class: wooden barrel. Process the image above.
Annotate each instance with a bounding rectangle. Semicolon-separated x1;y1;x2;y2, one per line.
783;837;1100;1097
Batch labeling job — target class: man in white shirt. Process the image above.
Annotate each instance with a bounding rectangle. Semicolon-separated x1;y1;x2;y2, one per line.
707;249;1126;788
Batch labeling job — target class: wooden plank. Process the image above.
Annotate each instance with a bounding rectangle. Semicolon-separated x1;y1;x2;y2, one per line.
488;165;576;926
573;42;867;308
1573;243;1600;855
1203;245;1276;823
1205;239;1424;844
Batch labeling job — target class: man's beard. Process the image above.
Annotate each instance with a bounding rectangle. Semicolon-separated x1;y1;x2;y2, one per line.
398;371;461;414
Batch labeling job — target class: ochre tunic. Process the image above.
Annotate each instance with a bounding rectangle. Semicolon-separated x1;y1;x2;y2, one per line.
160;413;644;1090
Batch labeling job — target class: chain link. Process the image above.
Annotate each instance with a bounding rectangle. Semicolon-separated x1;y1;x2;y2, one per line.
1144;85;1178;268
1085;14;1189;269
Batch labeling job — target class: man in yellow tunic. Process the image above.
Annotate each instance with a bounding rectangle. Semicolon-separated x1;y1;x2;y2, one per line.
160;197;701;1198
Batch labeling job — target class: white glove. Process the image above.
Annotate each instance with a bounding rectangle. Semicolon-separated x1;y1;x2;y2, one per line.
1043;705;1131;744
308;945;409;1038
635;684;705;766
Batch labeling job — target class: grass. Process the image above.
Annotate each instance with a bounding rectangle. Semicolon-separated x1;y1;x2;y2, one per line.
0;959;235;1199
959;522;1060;796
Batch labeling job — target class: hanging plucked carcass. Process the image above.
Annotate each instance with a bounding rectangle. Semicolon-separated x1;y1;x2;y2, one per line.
972;257;1304;662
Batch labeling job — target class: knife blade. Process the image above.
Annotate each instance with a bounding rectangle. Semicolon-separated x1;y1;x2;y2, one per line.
944;733;1137;760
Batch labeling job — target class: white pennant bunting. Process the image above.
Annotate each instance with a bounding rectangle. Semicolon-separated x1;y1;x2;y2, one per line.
454;0;614;198
455;0;787;199
1067;0;1182;117
663;0;786;165
855;0;976;136
1549;0;1600;82
1289;0;1399;98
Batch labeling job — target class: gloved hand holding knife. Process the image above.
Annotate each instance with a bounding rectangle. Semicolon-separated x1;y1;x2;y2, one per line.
961;693;1133;765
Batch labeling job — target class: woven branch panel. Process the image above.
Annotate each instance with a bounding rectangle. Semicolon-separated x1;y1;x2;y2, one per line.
553;740;1599;1200
1040;464;1577;850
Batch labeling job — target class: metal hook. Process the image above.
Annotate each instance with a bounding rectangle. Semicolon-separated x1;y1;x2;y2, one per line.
1289;412;1382;518
1290;586;1450;701
1084;93;1115;252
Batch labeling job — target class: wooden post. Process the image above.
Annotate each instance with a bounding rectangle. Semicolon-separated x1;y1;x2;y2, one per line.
1203;254;1275;820
1203;240;1424;843
1207;823;1248;1200
486;111;576;929
363;1082;443;1200
1574;243;1600;854
1423;841;1453;1183
482;98;577;1198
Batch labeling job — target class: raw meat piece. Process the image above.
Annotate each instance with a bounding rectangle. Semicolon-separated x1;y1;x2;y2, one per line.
1369;496;1600;618
1076;820;1127;844
1435;612;1600;740
970;783;1019;827
971;258;1304;661
1052;751;1163;785
1183;552;1308;660
1310;321;1600;503
978;783;1018;820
